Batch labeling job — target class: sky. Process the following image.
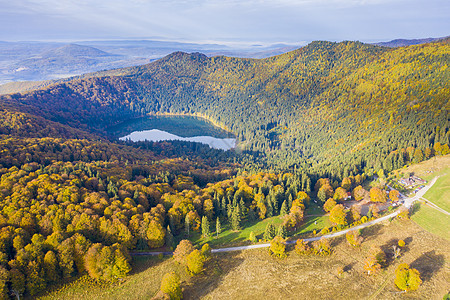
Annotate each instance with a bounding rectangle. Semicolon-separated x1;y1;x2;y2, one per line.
1;0;449;44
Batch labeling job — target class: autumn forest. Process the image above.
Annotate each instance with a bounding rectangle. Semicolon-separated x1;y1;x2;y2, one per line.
0;38;449;298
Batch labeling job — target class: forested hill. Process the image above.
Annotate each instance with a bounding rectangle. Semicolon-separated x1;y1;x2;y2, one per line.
1;40;449;177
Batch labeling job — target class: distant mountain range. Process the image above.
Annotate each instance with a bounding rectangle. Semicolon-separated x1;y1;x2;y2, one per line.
1;36;448;92
373;36;449;47
0;40;299;86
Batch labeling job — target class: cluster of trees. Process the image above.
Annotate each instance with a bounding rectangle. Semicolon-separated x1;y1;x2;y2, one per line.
0;133;317;297
0;138;235;298
159;240;211;299
172;240;210;276
295;238;332;256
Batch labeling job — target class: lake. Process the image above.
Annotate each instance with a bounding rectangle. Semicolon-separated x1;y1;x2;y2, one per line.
109;115;236;151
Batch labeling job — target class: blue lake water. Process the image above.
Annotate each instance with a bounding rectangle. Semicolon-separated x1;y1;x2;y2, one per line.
120;129;236;150
113;115;236;151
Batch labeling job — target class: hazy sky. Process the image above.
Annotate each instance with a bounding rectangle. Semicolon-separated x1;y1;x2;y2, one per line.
1;0;449;44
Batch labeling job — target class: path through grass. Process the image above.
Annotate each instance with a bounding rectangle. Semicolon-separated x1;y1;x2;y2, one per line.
422;172;450;212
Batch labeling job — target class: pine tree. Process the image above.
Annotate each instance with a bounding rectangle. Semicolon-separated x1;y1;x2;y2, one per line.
221;196;227;217
201;216;211;238
248;207;256;221
165;225;174;248
306;177;312;193
280;200;288;216
169;215;175;233
277;224;287;239
263;223;276;241
215;218;221;238
231;206;241;231
227;203;233;220
288;194;293;209
239;199;247;219
267;198;273;218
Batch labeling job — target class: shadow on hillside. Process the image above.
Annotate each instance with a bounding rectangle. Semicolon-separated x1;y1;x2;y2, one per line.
409;202;422;217
361;223;384;241
343;262;356;272
183;251;245;299
410;250;445;282
380;237;412;265
130;254;169;275
330;235;345;248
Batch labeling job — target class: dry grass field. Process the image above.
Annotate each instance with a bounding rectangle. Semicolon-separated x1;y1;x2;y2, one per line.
39;218;450;300
185;219;449;300
393;155;450;182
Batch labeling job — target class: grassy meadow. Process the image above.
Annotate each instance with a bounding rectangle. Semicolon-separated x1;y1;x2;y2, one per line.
184;204;329;248
411;203;450;240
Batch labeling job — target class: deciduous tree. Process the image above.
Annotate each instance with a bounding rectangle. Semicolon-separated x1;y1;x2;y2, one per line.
147;219;166;249
370;187;387;203
394;263;422;291
323;198;337;212
389;190;400;202
333;187;347;202
363;247;386;275
249;231;257;243
312;237;331;255
352;185;366;201
186;249;205;275
295;239;310;255
173;240;195;264
329;204;347;226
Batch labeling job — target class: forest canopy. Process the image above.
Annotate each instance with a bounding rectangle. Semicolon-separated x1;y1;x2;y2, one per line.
0;39;448;298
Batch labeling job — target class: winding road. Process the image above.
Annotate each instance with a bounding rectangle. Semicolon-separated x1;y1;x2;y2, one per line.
131;177;439;256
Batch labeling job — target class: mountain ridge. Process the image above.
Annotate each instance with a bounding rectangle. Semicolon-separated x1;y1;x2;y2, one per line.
372;36;449;47
1;39;449;176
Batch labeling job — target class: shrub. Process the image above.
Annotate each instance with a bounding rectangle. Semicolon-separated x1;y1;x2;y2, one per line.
295;239;310;255
312;238;331;255
186;249;205;275
160;272;182;300
346;230;363;247
269;236;287;258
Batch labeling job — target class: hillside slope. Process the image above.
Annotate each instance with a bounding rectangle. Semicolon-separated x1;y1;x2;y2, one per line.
1;40;449;176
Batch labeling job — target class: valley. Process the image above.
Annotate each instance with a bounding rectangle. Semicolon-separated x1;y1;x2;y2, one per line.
0;38;448;299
